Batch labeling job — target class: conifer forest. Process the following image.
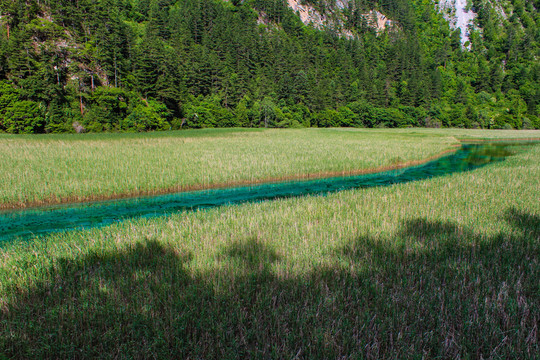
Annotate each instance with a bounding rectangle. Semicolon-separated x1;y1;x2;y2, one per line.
0;0;538;133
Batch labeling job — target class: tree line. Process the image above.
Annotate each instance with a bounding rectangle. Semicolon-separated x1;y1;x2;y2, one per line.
0;0;538;133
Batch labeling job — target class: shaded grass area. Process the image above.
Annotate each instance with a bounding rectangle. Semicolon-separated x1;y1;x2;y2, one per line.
0;132;538;358
0;209;537;359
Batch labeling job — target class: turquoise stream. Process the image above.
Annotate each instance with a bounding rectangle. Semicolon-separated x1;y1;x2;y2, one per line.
0;142;529;243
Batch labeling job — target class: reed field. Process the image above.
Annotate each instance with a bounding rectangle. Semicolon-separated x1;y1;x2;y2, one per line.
0;129;539;358
1;128;538;209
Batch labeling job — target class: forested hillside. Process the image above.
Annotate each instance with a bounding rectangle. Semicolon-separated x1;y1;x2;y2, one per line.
0;0;538;133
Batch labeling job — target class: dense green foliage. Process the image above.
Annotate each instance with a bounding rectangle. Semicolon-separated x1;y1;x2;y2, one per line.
1;134;538;357
0;0;538;133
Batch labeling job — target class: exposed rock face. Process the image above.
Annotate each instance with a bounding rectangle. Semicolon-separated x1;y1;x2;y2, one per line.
287;0;324;27
363;10;395;32
286;0;354;38
438;0;476;46
286;0;395;38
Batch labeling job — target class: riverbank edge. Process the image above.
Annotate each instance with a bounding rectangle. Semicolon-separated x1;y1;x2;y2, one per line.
1;145;466;211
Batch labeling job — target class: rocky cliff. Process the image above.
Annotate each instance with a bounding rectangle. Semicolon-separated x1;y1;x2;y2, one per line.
439;0;477;46
285;0;396;38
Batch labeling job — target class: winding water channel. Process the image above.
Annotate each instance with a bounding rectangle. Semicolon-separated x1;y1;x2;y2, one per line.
0;142;533;243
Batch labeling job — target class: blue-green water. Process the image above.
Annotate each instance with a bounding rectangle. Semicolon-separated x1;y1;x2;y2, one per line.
0;142;529;243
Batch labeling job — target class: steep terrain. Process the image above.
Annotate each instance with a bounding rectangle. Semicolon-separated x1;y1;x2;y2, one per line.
285;0;395;37
439;0;477;45
0;0;538;133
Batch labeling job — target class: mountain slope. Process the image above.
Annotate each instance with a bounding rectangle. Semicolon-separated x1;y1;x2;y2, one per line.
0;0;538;133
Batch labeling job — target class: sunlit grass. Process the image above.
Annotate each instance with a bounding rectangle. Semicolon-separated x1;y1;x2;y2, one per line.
0;128;455;207
1;128;538;208
0;132;538;358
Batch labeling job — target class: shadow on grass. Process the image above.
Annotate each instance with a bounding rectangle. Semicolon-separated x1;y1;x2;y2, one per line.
1;208;538;359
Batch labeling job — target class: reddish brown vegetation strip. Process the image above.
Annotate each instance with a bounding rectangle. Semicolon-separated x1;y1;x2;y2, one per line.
458;137;540;143
1;147;461;211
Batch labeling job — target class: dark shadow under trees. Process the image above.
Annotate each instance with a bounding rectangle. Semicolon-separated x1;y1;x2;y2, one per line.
0;208;538;359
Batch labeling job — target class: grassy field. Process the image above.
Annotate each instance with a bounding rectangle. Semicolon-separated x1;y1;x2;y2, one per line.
1;127;538;209
0;129;539;358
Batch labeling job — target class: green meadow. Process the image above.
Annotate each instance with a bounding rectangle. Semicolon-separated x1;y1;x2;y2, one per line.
0;129;539;358
0;128;456;208
0;128;537;209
